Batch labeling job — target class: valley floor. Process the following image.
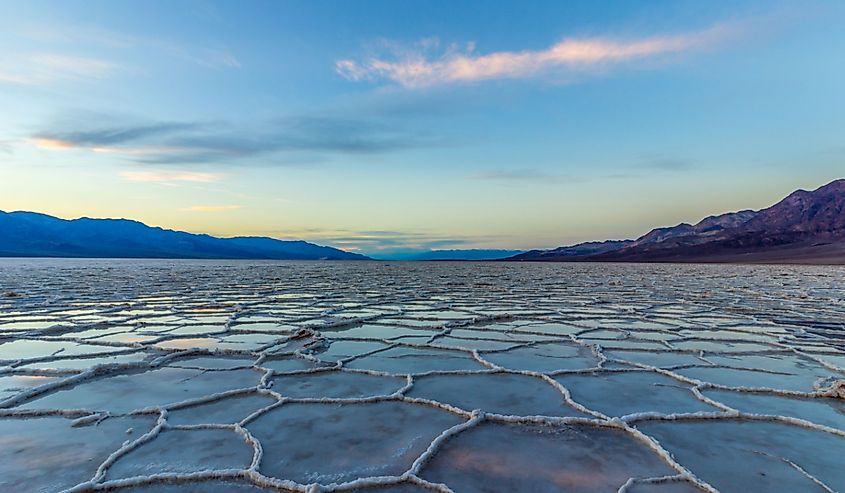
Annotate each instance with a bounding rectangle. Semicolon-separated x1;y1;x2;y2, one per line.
1;260;844;492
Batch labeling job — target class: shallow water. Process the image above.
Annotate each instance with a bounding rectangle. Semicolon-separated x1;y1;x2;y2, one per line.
0;259;844;492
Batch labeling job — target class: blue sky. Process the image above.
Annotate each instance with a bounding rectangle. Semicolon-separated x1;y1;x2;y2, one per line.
1;0;843;256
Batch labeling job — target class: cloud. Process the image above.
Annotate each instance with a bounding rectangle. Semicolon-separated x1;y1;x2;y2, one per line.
32;112;446;165
0;24;240;86
0;71;35;85
182;205;243;212
271;227;506;254
37;122;198;147
468;161;697;185
469;168;564;182
191;48;241;69
120;170;223;183
635;157;696;172
337;23;735;88
0;52;123;85
29;53;119;78
0;139;16;153
18;23;241;70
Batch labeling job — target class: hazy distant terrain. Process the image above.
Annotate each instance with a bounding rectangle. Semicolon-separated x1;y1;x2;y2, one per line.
380;249;523;261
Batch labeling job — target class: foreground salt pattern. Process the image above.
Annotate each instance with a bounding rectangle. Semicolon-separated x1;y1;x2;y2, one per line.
0;260;844;492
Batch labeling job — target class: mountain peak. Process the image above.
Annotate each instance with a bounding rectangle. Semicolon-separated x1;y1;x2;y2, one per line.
814;178;845;193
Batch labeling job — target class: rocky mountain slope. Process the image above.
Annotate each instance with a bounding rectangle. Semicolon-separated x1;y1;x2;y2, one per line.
509;179;845;264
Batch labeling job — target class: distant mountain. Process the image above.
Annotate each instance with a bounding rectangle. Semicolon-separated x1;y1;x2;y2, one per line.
509;240;632;261
0;211;370;260
508;179;845;264
383;249;524;261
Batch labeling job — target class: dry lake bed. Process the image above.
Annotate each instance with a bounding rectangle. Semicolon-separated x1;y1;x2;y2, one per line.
1;259;844;493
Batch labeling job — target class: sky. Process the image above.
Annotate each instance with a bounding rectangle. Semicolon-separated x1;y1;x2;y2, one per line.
1;0;843;257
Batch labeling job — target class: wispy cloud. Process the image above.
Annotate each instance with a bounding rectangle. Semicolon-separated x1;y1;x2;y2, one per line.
19;23;241;70
337;23;735;88
271;227;506;254
469;168;564;182
29;53;119;78
634;157;696;172
32;112;447;165
182;204;243;212
597;155;698;180
37;121;198;147
0;23;241;86
190;48;241;69
120;170;223;183
0;52;123;85
470;159;696;185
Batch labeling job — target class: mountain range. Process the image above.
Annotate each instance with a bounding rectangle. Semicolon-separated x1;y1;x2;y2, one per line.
3;179;844;263
0;211;369;260
509;179;845;264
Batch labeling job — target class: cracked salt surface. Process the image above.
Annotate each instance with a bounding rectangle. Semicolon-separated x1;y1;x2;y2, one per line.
1;260;845;492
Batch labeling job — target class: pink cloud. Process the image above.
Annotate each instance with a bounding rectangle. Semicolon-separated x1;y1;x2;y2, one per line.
336;23;735;88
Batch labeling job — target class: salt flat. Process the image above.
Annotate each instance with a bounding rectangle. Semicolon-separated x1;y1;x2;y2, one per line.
1;259;844;492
